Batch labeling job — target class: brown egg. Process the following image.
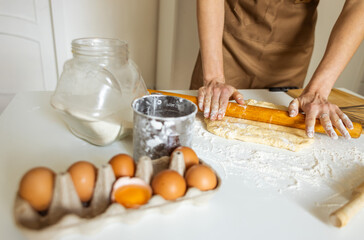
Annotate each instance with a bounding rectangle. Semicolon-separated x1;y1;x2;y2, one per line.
185;164;217;191
151;170;186;200
19;167;55;212
108;154;135;178
68;161;96;203
172;146;199;169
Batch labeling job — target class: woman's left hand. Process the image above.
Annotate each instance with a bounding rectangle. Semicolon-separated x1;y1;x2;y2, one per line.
288;92;353;139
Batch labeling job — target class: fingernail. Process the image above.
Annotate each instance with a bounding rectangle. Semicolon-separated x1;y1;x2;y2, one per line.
343;114;354;129
307;127;314;138
199;103;203;110
204;111;209;118
330;131;338;140
217;114;223;120
344;132;351;140
289;110;296;117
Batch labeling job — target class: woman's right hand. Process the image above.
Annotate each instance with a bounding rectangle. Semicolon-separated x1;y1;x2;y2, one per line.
198;79;245;121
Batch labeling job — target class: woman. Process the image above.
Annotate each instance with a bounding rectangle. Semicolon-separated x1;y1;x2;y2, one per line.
191;0;364;139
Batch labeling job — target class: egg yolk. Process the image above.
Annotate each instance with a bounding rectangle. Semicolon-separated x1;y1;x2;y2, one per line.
113;184;152;208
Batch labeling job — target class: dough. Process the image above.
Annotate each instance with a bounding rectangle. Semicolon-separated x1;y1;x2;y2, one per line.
204;100;314;152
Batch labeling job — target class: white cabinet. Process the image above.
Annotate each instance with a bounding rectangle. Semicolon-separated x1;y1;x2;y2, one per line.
0;0;58;112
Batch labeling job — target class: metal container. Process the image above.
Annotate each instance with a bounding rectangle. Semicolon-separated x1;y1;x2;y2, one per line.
132;95;197;161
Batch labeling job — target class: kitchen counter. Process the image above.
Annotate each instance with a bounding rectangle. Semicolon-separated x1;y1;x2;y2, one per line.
1;89;364;240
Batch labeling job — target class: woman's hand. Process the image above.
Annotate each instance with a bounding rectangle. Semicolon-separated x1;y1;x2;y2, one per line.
286;1;364;140
288;92;353;139
198;79;245;121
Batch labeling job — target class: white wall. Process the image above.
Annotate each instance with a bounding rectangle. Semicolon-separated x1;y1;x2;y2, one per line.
155;0;199;90
53;0;159;89
172;0;199;90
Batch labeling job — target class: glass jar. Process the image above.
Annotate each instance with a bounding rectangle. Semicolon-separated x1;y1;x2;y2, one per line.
51;38;148;146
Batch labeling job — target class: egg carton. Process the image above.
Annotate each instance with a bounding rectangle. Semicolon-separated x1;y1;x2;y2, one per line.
14;151;221;240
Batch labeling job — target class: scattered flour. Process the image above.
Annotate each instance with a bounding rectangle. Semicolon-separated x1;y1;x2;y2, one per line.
192;114;364;196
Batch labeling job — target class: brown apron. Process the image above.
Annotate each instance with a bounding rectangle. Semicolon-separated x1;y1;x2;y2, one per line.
190;0;319;90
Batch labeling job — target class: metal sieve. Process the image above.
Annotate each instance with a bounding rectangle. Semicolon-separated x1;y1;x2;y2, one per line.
132;95;197;161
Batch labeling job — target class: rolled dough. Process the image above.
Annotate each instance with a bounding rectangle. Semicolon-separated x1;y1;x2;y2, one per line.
204;99;314;152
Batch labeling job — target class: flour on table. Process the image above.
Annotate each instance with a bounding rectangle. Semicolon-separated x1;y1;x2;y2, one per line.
205;99;313;152
192;113;364;196
192;99;364;217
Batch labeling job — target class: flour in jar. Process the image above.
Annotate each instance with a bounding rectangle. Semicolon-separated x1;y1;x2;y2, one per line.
59;108;131;146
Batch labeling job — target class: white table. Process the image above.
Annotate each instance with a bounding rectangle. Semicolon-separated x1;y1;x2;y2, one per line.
1;90;364;240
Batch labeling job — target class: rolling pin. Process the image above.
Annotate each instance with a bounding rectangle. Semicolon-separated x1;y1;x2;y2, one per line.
147;89;362;138
330;181;364;227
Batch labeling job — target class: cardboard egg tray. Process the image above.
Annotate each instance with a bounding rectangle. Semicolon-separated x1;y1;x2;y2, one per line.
14;152;221;240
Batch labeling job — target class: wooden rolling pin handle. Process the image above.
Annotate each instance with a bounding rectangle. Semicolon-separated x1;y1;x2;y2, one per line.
353;181;364;195
147;90;362;138
330;193;364;227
